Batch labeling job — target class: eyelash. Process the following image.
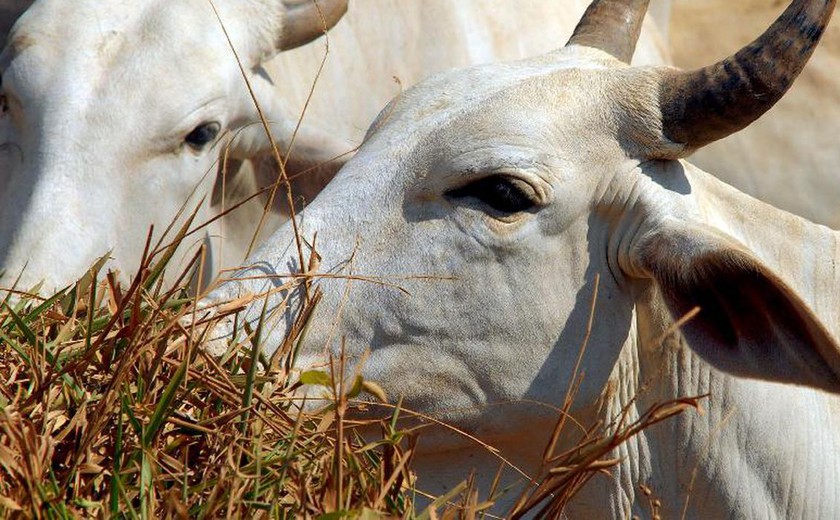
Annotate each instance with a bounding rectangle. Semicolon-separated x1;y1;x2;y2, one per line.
446;175;536;214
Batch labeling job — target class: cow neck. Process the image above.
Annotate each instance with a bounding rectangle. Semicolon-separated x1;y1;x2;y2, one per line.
601;160;840;518
614;303;840;518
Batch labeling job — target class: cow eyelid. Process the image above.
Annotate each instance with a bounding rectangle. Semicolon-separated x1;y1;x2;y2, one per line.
445;174;538;214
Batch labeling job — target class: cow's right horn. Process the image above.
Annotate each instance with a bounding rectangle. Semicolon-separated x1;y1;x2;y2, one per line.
566;0;651;63
278;0;349;51
658;0;836;152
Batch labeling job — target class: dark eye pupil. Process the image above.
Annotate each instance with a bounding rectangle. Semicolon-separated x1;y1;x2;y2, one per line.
446;176;535;214
185;122;220;148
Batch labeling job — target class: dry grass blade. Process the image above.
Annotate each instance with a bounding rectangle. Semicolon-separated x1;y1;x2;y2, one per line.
509;396;704;519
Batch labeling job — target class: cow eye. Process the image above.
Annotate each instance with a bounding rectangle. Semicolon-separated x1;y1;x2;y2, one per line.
185;122;221;149
446;175;537;214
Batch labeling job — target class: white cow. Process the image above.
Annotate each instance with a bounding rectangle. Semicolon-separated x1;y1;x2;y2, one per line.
0;0;351;293
0;1;671;294
204;0;840;516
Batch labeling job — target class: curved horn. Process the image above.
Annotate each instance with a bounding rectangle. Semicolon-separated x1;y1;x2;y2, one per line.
566;0;651;63
278;0;349;51
659;0;836;151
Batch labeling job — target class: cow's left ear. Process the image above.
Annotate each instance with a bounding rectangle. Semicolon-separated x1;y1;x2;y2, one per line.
630;218;840;393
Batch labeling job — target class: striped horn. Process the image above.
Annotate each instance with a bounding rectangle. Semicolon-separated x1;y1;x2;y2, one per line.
659;0;836;151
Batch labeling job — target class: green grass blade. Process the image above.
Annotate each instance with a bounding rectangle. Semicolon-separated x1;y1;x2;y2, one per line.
0;329;31;365
22;289;68;325
143;202;203;292
110;409;124;517
1;300;37;345
240;295;270;436
142;351;190;447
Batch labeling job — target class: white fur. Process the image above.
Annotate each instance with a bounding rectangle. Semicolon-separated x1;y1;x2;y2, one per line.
206;39;840;519
0;0;671;293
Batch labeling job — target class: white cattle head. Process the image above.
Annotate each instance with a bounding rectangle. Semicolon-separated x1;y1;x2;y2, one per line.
0;0;347;293
207;0;840;449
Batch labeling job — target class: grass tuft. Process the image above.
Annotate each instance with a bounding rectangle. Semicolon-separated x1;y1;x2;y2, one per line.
0;236;419;519
0;241;699;519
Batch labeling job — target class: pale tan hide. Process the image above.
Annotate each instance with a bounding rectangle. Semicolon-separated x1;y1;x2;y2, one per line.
0;0;671;294
203;0;840;517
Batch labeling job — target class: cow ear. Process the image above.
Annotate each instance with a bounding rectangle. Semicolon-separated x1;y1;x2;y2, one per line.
631;219;840;393
232;0;347;65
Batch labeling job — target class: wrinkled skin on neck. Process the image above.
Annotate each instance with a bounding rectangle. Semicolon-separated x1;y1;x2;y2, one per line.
205;42;840;517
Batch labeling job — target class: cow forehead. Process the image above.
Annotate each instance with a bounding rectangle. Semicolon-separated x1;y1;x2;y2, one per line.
3;1;243;143
9;0;279;61
5;0;241;88
361;49;621;176
380;50;611;127
12;0;209;48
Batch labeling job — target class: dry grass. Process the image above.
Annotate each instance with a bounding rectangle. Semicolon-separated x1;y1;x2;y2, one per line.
0;217;419;519
0;218;700;519
0;10;698;513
